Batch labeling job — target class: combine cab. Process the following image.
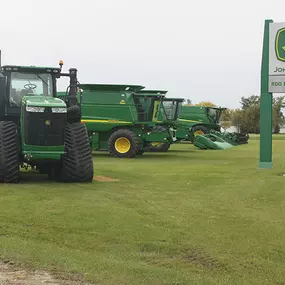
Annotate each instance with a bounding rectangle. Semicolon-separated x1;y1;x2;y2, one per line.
146;96;184;152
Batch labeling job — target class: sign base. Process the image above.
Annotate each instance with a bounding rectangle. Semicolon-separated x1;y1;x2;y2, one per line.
258;161;272;169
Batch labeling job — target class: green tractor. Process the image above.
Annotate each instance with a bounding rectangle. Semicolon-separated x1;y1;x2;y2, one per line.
58;84;175;158
146;97;185;152
0;56;94;183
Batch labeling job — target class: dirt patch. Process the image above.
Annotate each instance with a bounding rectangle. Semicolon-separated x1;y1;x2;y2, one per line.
93;176;119;182
182;248;219;269
0;261;90;285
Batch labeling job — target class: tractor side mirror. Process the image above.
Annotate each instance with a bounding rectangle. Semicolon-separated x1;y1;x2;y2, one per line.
0;73;6;116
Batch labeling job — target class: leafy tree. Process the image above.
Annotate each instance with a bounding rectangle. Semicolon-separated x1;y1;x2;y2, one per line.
234;95;285;133
220;109;234;122
242;105;260;133
220;121;232;131
231;109;244;132
272;96;285;133
240;95;260;110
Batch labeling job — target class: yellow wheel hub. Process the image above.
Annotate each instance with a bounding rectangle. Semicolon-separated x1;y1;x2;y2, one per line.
115;137;131;153
194;130;204;137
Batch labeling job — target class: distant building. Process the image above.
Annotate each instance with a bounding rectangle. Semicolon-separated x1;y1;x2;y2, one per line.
279;126;285;133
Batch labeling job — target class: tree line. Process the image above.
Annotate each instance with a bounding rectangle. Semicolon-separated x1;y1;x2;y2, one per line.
184;95;285;134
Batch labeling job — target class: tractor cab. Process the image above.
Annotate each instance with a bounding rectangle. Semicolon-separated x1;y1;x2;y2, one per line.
0;64;80;122
9;68;56;107
0;66;62;120
133;90;167;123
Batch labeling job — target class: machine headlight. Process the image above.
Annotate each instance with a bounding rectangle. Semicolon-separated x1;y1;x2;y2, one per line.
26;106;45;112
52;108;67;113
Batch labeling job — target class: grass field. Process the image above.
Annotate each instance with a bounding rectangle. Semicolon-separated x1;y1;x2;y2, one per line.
1;135;285;285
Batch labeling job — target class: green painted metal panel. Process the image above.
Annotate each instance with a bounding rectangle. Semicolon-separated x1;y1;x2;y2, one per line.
180;106;225;125
80;89;136;132
259;19;273;169
22;145;64;161
79;83;145;92
143;131;170;142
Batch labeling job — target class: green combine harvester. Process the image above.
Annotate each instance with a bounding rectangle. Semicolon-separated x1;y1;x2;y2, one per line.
58;85;175;158
0;54;94;183
148;103;249;151
176;105;249;149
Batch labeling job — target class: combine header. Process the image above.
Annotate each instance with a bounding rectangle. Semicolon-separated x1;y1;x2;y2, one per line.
176;105;249;150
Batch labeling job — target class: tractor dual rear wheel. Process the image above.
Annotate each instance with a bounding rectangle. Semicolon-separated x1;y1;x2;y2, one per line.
60;122;94;182
0;121;20;183
108;129;140;158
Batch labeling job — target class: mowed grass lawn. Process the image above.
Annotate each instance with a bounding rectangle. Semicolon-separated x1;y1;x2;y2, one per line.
1;135;285;285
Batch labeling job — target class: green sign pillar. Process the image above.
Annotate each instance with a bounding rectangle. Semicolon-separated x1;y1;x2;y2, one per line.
259;19;273;169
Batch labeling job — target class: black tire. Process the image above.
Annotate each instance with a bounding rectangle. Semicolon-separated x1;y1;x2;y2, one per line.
60;122;94;182
108;129;140;158
0;121;20;183
146;142;171;152
192;125;209;138
136;149;145;155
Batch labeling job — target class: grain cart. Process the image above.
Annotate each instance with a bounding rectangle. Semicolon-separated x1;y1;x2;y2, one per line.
58;84;174;158
146;97;185;152
0;56;93;183
176;105;249;148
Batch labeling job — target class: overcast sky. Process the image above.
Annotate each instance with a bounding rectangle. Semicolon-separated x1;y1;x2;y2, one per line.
1;0;285;108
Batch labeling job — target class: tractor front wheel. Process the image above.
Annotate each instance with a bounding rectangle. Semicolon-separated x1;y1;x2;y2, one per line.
108;129;140;158
0;121;20;183
60;122;94;182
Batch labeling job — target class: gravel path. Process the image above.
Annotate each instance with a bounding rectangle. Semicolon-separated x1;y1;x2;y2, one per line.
0;261;90;285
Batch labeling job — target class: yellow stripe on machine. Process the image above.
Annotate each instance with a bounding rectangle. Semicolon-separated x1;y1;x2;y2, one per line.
178;119;202;123
81;119;132;124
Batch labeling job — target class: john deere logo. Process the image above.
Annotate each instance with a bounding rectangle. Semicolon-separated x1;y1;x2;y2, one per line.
275;27;285;62
120;100;126;104
45;120;51;126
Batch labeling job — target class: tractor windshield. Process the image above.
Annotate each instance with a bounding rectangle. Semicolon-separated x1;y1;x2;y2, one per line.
207;108;222;124
162;100;182;120
133;95;161;122
9;72;53;107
